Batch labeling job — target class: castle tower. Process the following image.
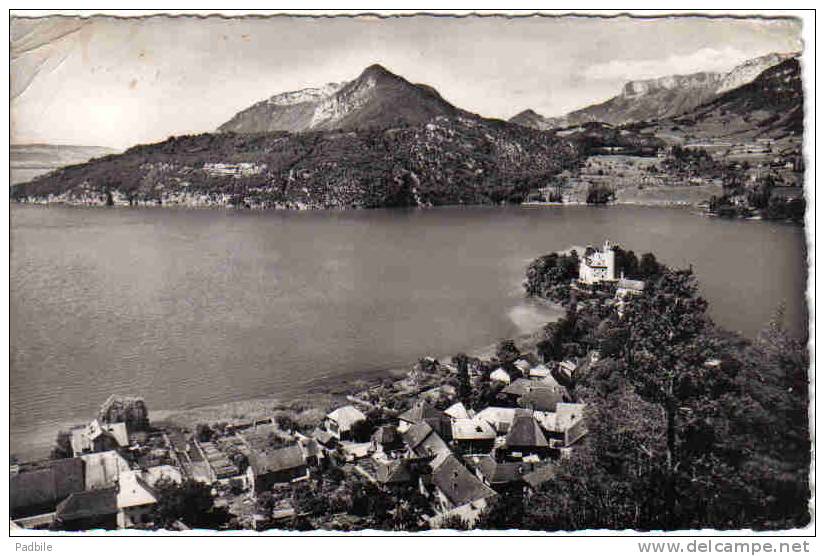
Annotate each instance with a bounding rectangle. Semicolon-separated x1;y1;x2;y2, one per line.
603;240;615;281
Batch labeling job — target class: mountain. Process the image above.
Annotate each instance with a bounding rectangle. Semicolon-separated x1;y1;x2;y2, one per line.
509;109;561;131
10;144;119;185
12;116;580;209
715;52;797;95
664;57;803;141
218;64;470;134
510;52;797;130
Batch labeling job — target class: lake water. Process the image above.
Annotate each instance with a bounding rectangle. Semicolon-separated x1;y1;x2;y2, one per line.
10;205;808;458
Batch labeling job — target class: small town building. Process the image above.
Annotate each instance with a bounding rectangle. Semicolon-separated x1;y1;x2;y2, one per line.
324;405;367;440
398;401;451;439
429;453;497;516
616;277;646;297
579;240;616;284
402;422;451;459
371;425;403;456
79;450;131;490
517;387;564;412
444;401;471;421
246;444;308;494
528;364;552;380
70;419;129;457
312;428;337;449
503;414;551;460
474;407;521;435
489;368;512;384
116;470;158;528
296;436;324;467
514;359;532;376
10;458;85;519
465;454;535;493
522;463;558;494
450;418;497;455
543;403;588;447
557;360;578;382
54;488;118;531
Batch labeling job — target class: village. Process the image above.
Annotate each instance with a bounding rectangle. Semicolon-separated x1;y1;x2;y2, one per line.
10;241;648;532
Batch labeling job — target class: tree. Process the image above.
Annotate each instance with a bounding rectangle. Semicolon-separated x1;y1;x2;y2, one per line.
152;478;229;530
195;423;214;443
620;268;718;524
496;339;520;367
50;430;73;460
638;252;662;278
453;352;471;403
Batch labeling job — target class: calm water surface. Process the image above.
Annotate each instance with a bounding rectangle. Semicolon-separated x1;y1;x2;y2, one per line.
10;205;808;457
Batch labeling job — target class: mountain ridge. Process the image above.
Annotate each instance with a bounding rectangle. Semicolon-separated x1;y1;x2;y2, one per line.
218;64;472;134
510;51;799;130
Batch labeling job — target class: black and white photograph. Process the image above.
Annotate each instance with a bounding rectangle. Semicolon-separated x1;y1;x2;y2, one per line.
7;6;815;543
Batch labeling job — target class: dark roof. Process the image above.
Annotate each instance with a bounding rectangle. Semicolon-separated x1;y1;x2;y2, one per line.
431;455;497;507
399;401;445;424
467;455;535;485
372;425;400;446
402;422;450;457
403;422;433;450
248;444;306;476
517;387;564;412
56;487;118;522
522;463;557;490
501;378;534;397
312;428;336;446
375;460;414;484
10;458;86;517
505;415;549;448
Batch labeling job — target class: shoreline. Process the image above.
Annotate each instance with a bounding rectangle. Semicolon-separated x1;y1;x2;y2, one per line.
11;297;564;463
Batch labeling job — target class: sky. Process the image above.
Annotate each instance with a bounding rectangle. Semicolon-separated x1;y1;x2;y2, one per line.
11;14;803;149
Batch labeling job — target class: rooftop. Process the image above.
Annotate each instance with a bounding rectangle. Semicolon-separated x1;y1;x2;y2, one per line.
248;444;306;476
326;405;366;429
505;414;549;449
431;454;497;508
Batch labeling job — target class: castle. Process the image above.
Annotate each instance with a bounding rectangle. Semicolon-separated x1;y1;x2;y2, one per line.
578;240;616;284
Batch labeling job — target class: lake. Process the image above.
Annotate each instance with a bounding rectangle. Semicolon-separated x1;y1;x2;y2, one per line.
10;204;808;458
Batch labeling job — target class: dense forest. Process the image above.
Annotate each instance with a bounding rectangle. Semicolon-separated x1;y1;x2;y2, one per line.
507;251;810;531
11;118;583;209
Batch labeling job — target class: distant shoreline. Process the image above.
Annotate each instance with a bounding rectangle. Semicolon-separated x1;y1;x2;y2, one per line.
10;296;564;463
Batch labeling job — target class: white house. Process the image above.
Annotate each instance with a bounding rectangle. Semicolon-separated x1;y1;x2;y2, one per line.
116;470;159;528
324;405;367;440
579;240;616;284
490;368;511;384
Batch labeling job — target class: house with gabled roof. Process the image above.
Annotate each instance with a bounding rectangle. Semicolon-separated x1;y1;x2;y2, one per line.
450;418;496;455
528;363;552;380
444;401;471;421
522;462;558;494
70;419;129;457
517;387;564;412
489;367;512;385
116;469;158;528
398;401;451;439
10;458;86;519
474;406;524;435
54;487;118;531
429;453;497;514
246;444;308;494
503;414;551;460
402;421;451;459
514;359;532;376
371;425;403;456
464;454;535;493
324;405;366;440
543;402;588;447
79;450;131;490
